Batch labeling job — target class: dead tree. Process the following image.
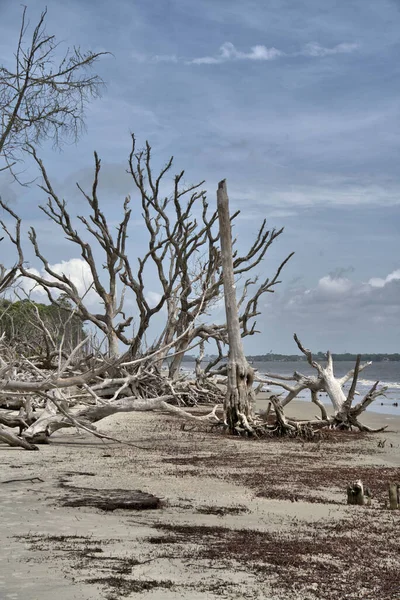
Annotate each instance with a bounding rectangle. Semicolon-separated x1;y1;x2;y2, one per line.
0;6;107;176
2;136;292;367
126;136;293;376
0;333;121;449
0;261;20;294
217;180;256;434
1;149;134;358
257;334;387;432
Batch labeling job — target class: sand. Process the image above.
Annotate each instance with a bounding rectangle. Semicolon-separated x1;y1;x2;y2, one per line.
1;399;399;600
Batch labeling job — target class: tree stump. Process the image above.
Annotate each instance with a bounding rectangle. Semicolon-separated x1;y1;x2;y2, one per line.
347;480;371;506
388;483;400;510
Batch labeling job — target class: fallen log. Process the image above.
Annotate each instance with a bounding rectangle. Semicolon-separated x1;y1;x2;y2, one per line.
61;486;161;511
0;424;39;450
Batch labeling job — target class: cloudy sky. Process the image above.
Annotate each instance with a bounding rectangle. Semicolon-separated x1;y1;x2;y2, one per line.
0;0;399;354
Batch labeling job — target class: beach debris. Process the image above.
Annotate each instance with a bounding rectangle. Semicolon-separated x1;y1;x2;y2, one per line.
60;485;161;511
1;476;44;484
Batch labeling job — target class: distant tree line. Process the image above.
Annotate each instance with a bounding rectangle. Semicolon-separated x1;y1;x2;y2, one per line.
0;297;88;366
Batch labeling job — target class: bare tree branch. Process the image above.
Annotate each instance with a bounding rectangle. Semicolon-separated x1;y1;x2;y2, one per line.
0;6;109;178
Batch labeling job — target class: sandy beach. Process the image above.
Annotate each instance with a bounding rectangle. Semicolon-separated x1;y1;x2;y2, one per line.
1;398;399;600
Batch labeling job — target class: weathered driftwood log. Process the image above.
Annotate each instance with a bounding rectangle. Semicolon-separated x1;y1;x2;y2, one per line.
347;480;371;506
61;486;161;511
388;483;400;510
0;413;29;434
23;394;220;444
217;180;255;434
0;424;39;450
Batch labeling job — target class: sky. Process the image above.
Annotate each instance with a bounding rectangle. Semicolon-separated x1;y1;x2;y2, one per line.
0;0;399;354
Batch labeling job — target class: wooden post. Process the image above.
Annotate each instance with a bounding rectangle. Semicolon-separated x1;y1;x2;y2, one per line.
217;180;255;434
388;483;400;510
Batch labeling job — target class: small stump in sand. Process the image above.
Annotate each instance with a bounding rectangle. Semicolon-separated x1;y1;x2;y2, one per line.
61;486;161;511
388;483;400;510
347;479;372;506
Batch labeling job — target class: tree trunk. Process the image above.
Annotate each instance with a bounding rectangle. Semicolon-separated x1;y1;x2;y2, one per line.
168;334;190;379
319;353;348;415
217;180;255;434
108;330;120;358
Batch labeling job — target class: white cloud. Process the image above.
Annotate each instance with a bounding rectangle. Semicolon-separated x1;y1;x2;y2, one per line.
189;42;283;65
49;259;96;299
302;42;359;57
131;40;359;67
18;258;100;306
368;269;400;288
316;275;353;296
133;52;178;64
281;269;400;317
231;179;400;210
256;267;400;352
145;290;162;308
152;54;178;63
17;268;46;297
188;40;358;65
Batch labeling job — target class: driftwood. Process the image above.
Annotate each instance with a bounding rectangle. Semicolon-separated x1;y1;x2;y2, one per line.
0;337;388;448
0;413;30;434
22;392;220;444
61;486;161;511
0;424;39;450
258;335;387;433
2;476;44;484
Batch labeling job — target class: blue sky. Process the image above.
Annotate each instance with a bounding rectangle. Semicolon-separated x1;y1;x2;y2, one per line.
0;0;399;353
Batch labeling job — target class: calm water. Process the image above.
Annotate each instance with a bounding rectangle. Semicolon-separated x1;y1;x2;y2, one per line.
252;360;400;416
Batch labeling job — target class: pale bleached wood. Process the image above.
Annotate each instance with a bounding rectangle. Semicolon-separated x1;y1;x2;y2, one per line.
217;180;255;434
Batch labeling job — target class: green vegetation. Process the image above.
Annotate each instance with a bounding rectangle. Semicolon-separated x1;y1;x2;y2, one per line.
0;297;87;364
